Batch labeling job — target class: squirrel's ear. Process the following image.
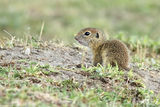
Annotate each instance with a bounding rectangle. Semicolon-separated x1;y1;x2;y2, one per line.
96;33;99;38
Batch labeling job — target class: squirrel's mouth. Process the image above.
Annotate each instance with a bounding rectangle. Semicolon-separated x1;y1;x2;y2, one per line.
77;40;83;44
75;37;82;43
75;36;88;46
77;40;88;46
76;40;83;45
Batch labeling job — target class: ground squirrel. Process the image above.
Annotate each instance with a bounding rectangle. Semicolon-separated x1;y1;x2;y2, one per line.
75;27;130;70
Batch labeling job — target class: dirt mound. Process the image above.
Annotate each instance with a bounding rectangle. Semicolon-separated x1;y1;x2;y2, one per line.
0;44;160;93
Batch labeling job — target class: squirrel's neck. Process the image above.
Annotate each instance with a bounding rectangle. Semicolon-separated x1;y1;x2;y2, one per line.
90;40;107;54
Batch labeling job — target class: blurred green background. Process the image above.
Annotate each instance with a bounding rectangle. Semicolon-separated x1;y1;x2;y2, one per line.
0;0;160;44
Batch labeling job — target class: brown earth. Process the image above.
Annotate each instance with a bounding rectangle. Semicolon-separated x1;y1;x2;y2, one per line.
0;43;160;93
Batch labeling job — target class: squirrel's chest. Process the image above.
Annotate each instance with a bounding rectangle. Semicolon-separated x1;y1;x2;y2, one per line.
93;50;103;61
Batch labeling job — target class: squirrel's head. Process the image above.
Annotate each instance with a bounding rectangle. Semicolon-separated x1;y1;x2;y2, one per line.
75;28;107;48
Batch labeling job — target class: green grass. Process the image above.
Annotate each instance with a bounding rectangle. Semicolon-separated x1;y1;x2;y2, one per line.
0;0;160;106
0;0;160;44
0;59;160;106
0;22;160;106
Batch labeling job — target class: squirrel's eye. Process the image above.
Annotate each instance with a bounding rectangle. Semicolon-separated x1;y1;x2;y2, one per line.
84;32;90;36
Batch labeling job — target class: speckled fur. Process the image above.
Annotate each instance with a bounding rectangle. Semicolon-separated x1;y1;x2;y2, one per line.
75;28;130;70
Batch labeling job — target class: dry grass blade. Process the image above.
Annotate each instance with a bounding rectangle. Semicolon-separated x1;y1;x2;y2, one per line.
39;21;45;41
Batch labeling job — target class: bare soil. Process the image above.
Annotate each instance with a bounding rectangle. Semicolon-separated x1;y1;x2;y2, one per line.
0;43;160;93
